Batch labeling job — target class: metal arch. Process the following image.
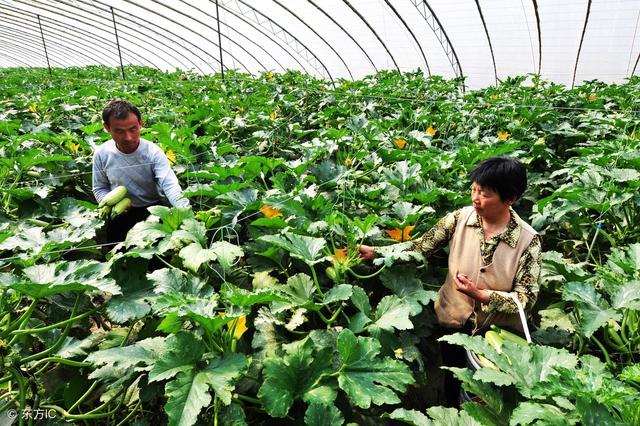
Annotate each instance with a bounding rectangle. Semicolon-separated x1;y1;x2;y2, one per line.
383;0;430;75
0;6;134;66
14;0;164;70
214;1;310;74
121;0;229;74
572;0;591;88
305;0;378;73
127;0;252;74
0;21;109;67
0;50;31;67
173;0;288;73
0;8;126;67
0;34;71;66
342;0;400;72
222;0;334;81
532;0;542;74
271;0;353;80
75;0;202;73
474;0;497;85
149;0;266;74
409;0;463;79
51;0;209;73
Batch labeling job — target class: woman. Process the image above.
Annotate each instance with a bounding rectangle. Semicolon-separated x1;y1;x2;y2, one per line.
360;156;542;405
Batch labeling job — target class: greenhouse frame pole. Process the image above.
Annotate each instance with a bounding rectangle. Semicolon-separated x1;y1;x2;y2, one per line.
37;15;52;76
215;0;224;81
111;6;126;79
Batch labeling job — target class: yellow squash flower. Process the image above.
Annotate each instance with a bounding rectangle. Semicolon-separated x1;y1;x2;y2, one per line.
229;316;248;339
497;131;509;140
385;225;415;242
165;149;176;165
333;248;348;262
219;313;248;339
28;103;37;113
259;205;283;219
270;112;278;120
426;126;437;137
70;143;80;153
588;94;597;102
393;139;406;149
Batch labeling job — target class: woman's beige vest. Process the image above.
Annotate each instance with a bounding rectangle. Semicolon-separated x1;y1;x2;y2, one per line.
434;206;537;332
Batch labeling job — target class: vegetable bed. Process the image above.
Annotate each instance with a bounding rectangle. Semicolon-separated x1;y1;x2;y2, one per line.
1;66;639;425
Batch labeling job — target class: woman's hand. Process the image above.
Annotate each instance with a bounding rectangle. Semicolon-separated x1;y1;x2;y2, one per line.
454;272;490;304
358;245;375;261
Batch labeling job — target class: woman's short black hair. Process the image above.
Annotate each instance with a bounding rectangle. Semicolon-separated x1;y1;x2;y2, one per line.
469;156;527;202
102;100;141;125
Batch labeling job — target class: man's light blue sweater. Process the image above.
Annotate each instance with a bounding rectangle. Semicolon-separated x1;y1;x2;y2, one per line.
92;138;189;208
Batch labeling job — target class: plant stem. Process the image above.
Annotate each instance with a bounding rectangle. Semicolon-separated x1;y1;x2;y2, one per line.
585;223;601;264
12;307;99;335
120;321;136;347
19;295;81;365
235;394;261;405
590;335;613;369
155;255;177;269
348;265;386;280
8;366;26;426
114;400;141;426
29;357;91;372
4;299;38;340
68;381;99;413
309;264;325;297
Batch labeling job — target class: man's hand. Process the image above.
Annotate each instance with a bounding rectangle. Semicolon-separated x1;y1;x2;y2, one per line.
454;272;490;304
358;245;375;261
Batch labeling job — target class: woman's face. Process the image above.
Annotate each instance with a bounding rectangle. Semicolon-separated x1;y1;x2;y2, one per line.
470;182;511;219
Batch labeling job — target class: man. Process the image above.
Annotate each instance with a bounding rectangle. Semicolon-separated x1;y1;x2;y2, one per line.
360;156;542;405
92;100;189;244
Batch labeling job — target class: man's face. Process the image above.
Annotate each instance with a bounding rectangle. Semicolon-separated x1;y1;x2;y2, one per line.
104;112;142;154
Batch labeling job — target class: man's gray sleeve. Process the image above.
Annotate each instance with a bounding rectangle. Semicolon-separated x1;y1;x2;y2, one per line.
152;150;189;207
92;152;111;204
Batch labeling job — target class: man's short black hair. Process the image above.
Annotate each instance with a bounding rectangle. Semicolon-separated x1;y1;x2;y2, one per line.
469;156;527;202
102;100;141;125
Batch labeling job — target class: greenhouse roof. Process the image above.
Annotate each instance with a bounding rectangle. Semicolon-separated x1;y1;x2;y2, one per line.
1;0;639;88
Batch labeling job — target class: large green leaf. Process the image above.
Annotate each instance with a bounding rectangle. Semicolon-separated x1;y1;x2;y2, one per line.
85;337;167;382
510;402;572;426
380;265;437;315
222;285;289;306
148;332;205;383
562;281;621;337
164;368;211;426
426;406;483;426
258;232;327;265
148;268;208;295
106;257;156;323
258;337;333;417
372;241;424;267
199;353;249;405
304;402;344;426
387;408;431;425
337;329;414;408
179;241;244;272
14;259;120;297
440;334;578;399
148;206;194;231
372;295;414;331
610;280;640;310
55;334;103;359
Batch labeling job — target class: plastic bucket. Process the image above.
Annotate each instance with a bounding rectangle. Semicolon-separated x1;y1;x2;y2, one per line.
460;349;485;404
